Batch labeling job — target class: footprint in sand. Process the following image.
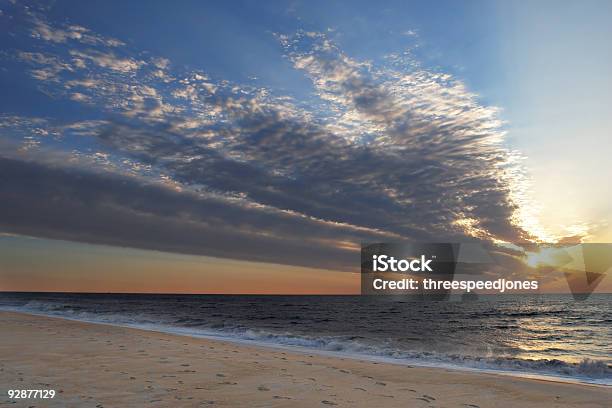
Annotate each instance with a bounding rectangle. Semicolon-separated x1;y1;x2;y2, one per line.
257;385;270;391
321;400;337;406
416;394;436;403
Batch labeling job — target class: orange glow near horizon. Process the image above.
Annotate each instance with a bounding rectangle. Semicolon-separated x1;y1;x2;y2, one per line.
0;235;360;294
1;235;610;295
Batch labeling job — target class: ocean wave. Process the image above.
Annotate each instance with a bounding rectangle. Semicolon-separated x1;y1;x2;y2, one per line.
2;301;611;385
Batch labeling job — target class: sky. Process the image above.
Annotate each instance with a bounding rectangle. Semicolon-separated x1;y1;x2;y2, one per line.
0;0;610;293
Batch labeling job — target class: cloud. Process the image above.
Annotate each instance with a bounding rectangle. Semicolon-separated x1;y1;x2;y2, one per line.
402;30;418;37
0;156;392;270
31;17;124;47
68;50;144;73
17;51;74;82
0;11;540;271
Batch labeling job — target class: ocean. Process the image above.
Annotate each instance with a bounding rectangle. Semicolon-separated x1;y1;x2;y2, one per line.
1;292;610;385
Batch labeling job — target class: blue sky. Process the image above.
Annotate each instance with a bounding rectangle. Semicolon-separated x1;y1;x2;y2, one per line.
1;1;501;111
0;0;520;115
0;0;611;292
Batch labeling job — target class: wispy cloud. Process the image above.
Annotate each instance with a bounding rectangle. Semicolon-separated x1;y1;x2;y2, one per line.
31;16;124;47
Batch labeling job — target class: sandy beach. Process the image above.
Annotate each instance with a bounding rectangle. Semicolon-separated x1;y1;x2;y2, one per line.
0;311;609;407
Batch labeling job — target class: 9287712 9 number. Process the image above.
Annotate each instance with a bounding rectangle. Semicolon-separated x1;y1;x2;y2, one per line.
7;389;56;399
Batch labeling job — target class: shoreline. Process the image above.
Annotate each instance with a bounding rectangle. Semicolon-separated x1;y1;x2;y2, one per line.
3;309;610;387
1;311;610;407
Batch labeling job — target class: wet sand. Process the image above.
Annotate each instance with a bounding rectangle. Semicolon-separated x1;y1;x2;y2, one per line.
0;311;609;407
